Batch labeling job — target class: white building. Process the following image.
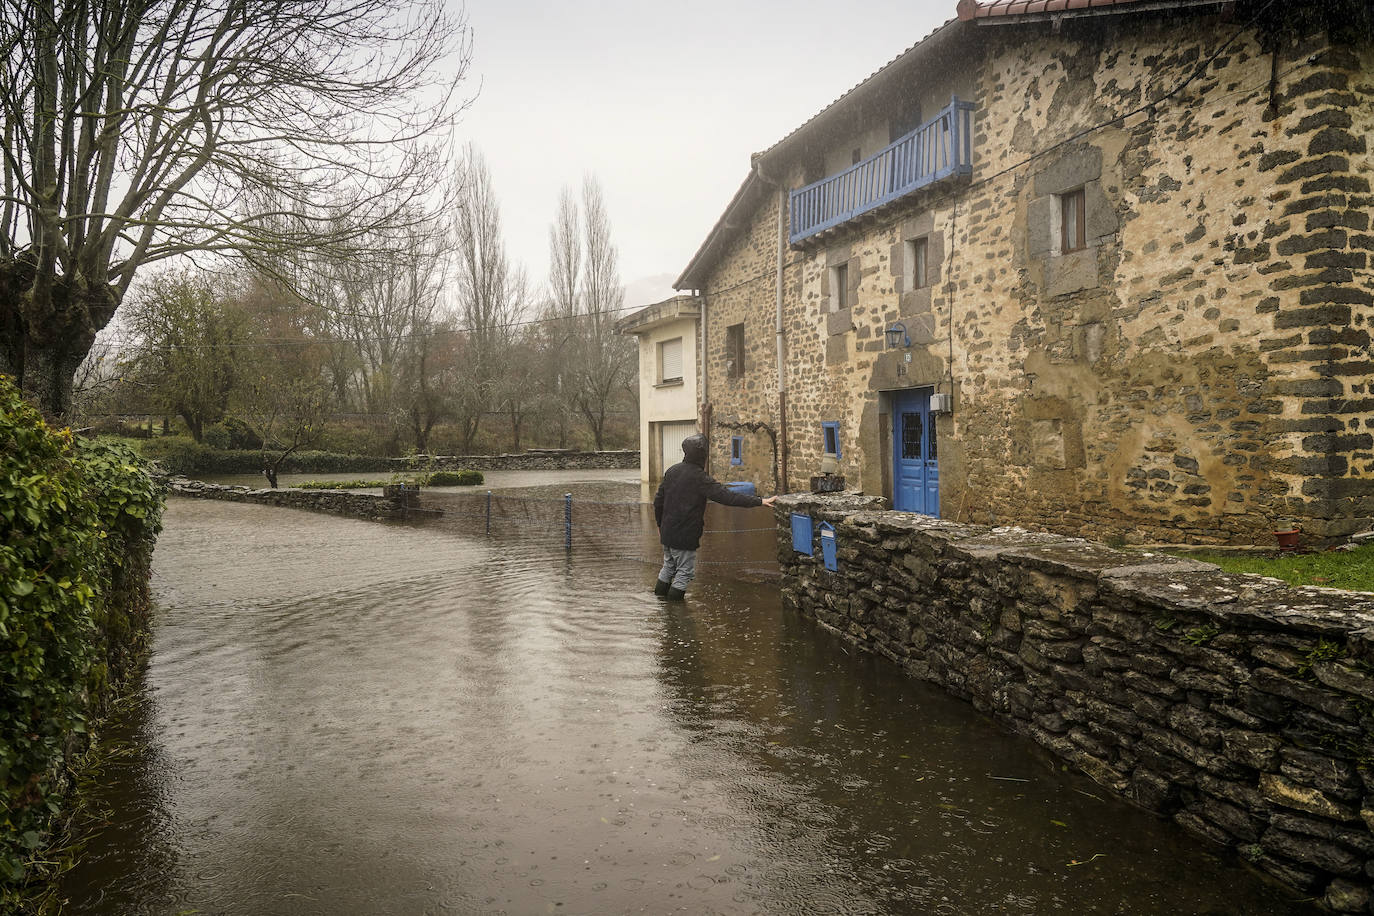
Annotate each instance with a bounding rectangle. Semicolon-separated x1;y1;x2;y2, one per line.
616;295;701;502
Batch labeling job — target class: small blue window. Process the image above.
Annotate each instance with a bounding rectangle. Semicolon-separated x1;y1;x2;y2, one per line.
791;514;814;554
822;421;841;458
730;436;743;466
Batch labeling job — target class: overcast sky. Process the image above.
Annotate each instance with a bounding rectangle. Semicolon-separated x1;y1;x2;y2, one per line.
456;0;956;310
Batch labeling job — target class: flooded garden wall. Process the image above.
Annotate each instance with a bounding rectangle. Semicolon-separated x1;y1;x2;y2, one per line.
168;477;417;521
778;493;1374;912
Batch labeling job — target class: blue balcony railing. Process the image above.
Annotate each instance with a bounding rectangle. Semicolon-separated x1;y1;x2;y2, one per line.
788;96;974;245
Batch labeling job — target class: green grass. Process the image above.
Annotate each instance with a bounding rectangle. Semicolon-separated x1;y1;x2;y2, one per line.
1170;544;1374;593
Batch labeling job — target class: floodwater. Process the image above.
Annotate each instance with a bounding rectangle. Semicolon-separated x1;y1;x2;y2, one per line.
59;478;1316;915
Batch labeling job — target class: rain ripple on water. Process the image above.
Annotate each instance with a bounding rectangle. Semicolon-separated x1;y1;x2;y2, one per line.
58;497;1316;915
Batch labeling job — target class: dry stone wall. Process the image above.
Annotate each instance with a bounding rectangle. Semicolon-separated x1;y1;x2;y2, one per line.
408;451;639;472
777;492;1374;909
169;478;420;521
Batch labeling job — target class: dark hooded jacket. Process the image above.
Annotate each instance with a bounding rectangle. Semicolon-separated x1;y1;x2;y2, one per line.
654;434;763;550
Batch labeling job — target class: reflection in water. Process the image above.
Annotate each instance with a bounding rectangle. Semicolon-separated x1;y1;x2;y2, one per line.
59;498;1314;914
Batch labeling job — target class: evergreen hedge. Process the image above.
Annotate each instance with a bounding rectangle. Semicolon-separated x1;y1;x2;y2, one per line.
0;377;164;904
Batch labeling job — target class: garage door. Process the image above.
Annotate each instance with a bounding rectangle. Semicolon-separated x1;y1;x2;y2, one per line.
659;421;698;477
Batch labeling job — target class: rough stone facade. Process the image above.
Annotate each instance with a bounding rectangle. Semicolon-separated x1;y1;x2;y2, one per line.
778;491;1374;909
699;195;785;493
684;7;1372;546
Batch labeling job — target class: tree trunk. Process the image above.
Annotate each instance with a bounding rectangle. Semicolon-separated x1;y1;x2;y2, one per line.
180;410;204;443
1;259;119;421
19;342;84;422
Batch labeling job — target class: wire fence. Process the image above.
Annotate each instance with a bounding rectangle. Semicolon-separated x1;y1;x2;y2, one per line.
421;490;783;574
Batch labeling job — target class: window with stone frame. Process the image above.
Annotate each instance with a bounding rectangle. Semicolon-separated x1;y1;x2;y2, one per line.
822;421;841;458
1059;187;1087;253
725;323;745;379
730;436;743;466
830;263;849;312
906;236;930;290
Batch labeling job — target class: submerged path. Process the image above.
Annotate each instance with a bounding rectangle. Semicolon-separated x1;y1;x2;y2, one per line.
60;490;1315;914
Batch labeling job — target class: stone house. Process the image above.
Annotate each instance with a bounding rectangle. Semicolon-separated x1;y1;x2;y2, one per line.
616;295;702;501
674;0;1373;546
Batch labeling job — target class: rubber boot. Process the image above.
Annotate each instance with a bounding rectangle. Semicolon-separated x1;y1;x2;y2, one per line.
654;578;671;597
666;586;686;601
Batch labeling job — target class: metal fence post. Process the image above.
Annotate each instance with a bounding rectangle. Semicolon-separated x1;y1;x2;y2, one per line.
485;490;492;535
564;493;572;552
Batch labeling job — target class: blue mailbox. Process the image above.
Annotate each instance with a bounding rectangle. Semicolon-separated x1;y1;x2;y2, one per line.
790;513;813;555
819;522;838;571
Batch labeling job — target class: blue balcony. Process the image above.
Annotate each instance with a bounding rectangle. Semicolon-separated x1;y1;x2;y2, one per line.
788;97;975;245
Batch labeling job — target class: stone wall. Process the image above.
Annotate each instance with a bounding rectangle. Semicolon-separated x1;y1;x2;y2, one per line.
700;194;784;492
406;450;639;472
169;478;424;521
777;491;1374;910
694;11;1371;546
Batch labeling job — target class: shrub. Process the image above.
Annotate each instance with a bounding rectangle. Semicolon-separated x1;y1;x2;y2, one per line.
208;416;262;451
423;469;484;486
0;378;163;899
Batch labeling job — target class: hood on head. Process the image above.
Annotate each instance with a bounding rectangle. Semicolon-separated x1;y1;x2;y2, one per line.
681;434;707;466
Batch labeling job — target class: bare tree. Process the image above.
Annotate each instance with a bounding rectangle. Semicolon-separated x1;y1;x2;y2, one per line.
232;277;331;487
543;187;581;448
489;286;540;452
566;176;634;451
304;196;453;451
450;144;525;453
68;326;128;429
0;0;470;418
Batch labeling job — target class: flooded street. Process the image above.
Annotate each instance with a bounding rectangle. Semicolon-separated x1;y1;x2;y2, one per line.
60;480;1314;914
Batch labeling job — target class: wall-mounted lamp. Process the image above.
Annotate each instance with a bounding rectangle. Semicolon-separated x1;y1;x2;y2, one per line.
884;322;910;349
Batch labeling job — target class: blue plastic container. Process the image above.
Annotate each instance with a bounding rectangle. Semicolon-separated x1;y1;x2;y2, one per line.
723;480;756;497
790;513;813;555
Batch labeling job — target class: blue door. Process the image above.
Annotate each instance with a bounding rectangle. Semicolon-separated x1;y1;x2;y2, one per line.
893;388;939;516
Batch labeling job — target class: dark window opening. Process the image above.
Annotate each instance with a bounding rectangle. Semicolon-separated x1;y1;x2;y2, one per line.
725;323;745;379
1061;188;1086;253
901;412;922;460
910;237;929;289
730;436;743;466
822;421;841;458
889;103;923;142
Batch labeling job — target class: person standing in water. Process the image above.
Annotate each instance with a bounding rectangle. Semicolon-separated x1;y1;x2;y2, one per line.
653;434;777;600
